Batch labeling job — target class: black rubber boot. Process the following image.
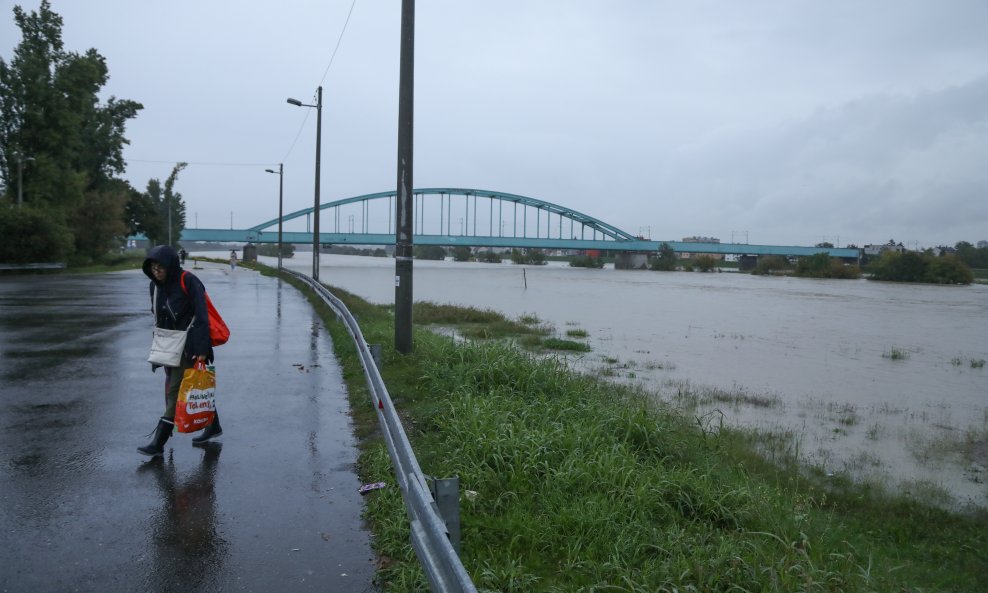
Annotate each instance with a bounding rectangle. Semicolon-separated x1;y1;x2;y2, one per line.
192;412;223;445
137;417;174;457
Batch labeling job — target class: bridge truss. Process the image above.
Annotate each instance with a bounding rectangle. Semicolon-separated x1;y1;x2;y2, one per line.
180;187;859;259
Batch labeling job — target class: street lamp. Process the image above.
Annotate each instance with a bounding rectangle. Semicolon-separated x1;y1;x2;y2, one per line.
265;164;284;269
15;154;35;208
287;87;322;281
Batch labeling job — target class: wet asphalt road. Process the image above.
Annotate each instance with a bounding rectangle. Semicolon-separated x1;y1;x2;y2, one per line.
0;265;375;592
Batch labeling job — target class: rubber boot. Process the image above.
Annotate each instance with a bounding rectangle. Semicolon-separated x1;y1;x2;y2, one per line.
137;417;174;457
192;412;223;445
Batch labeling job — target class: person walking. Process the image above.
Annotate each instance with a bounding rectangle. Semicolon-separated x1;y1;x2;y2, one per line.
229;250;237;271
139;245;223;456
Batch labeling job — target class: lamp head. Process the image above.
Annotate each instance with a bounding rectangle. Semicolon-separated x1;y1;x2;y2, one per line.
286;98;302;107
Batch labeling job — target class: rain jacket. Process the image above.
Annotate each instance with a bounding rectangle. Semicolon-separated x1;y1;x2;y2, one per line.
143;245;214;364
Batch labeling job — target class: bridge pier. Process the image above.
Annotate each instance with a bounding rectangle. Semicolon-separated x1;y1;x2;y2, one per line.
614;252;648;270
739;255;758;272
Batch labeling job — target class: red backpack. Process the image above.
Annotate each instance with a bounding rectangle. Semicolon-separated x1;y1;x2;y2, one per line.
181;272;230;347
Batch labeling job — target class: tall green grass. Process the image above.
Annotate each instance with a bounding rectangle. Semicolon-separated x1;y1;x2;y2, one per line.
271;269;987;592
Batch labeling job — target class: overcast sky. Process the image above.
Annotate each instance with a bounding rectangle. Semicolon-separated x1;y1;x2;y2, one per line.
3;0;986;248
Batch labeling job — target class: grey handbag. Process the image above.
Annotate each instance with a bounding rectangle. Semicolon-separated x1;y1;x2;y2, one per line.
147;286;193;367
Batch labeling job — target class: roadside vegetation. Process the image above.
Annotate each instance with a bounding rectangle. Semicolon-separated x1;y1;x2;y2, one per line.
0;2;185;267
266;265;986;593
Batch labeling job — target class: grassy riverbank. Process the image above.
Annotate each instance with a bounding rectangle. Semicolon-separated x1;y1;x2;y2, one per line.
268;265;985;592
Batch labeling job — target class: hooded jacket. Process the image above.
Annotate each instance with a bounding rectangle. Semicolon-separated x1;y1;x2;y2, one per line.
143;245;214;363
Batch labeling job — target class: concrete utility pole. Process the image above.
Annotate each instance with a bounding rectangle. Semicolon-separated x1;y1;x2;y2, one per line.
394;0;415;354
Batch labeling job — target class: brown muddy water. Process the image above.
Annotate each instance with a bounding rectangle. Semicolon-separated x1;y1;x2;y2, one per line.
265;253;988;509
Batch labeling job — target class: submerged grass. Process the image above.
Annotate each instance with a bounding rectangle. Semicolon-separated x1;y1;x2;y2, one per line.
268;266;988;593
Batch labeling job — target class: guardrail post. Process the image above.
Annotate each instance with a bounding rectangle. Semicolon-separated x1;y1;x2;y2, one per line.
368;344;383;372
429;476;462;554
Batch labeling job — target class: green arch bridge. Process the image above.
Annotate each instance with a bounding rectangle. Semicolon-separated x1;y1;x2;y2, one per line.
180;188;859;259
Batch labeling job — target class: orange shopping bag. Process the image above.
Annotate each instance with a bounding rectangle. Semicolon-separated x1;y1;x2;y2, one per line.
175;361;216;433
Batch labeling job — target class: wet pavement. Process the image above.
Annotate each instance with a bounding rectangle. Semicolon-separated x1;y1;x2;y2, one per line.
0;265;376;592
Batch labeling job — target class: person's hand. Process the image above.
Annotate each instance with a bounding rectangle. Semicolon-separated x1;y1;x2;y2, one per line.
195;355;207;362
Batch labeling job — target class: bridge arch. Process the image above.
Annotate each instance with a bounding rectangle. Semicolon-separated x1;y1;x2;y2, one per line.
247;187;638;243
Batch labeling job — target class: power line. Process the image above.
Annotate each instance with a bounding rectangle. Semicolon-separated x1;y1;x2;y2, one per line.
128;159;276;167
320;0;359;87
280;0;359;163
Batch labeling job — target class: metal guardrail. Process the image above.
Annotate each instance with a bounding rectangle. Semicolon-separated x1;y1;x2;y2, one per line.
0;262;65;270
286;269;478;593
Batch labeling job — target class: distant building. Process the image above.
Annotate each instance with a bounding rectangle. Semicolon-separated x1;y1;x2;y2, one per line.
681;236;723;260
863;242;906;256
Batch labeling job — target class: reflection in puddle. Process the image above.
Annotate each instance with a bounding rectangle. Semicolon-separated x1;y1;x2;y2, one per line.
137;444;227;592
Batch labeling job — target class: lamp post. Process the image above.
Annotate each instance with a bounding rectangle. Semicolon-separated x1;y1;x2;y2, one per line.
265;164;284;269
287;87;323;281
16;154;35;208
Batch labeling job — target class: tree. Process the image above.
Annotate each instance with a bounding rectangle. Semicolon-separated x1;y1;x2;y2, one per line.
0;1;142;261
751;255;790;276
794;252;861;279
126;163;186;247
162;162;187;246
452;246;471;262
649;242;677;271
477;250;502;263
693;255;717;272
414;245;446;260
869;251;972;284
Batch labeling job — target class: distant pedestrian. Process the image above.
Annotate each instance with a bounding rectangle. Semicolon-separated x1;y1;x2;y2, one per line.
139;245;224;456
179;248;187;266
229;250;238;271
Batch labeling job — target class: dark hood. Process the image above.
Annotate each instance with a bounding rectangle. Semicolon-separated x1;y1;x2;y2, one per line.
143;245;182;284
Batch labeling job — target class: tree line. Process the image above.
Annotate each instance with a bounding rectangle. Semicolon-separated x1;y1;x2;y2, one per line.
0;2;185;265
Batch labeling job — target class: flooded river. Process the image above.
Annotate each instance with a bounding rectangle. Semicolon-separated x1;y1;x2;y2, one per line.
269;253;988;508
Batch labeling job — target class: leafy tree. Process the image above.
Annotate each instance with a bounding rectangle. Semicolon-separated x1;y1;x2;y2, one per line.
124;180;163;243
794;252;860;279
0;206;74;262
126;163;186;247
869;251;972;284
569;255;604;268
414;244;446;260
751;255;790;276
924;255;973;284
161;162;187;245
452;245;471;262
477;250;502;263
0;1;142;261
649;242;677;271
510;248;547;265
693;255;717;272
257;243;295;258
69;180;130;264
954;241;988;269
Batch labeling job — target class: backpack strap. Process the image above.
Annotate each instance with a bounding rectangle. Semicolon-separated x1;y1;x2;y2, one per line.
180;271;188;294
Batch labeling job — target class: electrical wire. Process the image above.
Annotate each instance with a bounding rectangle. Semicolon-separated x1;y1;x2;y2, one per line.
127;159;277;167
280;0;359;163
